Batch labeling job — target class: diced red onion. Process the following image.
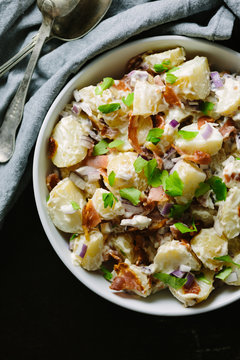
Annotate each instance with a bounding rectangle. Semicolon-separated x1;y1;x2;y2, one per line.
169;119;179;128
89;130;101;142
127;70;149;86
121;200;144;218
79;243;88;258
201;123;213;140
69;172;86;190
72;102;82;115
160;203;173;216
184;272;195;289
171;269;186;278
210;71;223;88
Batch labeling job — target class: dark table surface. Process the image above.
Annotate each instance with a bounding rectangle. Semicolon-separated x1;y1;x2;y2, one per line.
1;20;240;360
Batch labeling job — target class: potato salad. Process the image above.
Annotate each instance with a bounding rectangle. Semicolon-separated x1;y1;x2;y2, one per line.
46;47;240;307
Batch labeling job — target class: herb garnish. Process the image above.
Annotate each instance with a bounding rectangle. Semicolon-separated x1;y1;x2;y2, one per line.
122;92;134;107
207;176;227;201
95;77;114;95
98;103;121;114
100;265;113;281
146;128;164;145
215;267;232;281
108;139;124;149
213;255;240;268
178;130;199;140
108;171;116;187
200;101;214;115
153;272;187;290
71;201;80;210
92;139;109;156
119;187;141;206
195;182;211;198
174;221;197;234
102;192;118;208
153;60;171;73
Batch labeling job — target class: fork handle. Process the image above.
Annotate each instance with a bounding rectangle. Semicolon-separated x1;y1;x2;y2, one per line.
0;15;53;163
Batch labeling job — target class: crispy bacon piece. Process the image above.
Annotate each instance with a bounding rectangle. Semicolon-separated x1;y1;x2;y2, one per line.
197;116;214;129
110;262;145;293
147;186;170;204
163;85;181;107
152;113;165;129
46;173;60;191
113;79;131;92
173;145;211;165
82;200;101;230
103;249;122;263
219;118;237;140
128;113;142;153
84;155;108;169
183;151;211;165
183;279;201;295
101;126;119;139
48;136;58;158
149;218;167;230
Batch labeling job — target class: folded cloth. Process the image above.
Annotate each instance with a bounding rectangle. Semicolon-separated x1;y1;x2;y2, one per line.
0;0;238;224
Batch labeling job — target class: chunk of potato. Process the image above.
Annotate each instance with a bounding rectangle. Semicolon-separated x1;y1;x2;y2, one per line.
91;188;125;220
153;240;201;274
107;233;135;263
72;229;104;270
143;47;186;72
171;159;206;204
191;228;228;271
132;80;167;116
214;186;240;239
50;115;91;167
107;152;148;191
167;56;211;100
174;122;223;156
215;77;240;115
47;178;86;233
169;269;214;307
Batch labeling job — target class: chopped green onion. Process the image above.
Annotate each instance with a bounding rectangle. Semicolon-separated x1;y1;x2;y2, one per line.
166;73;177;84
95;77;114;95
92;139;109;156
98;103;121;114
170;202;191;219
70;233;78;241
167;66;179;73
236;157;240;160
46;194;50;202
207;176;227;201
164;171;184;197
200;101;214;115
119;187;141;206
108;171;116;187
195;273;211;285
108;139;124;149
122;92;134;107
102;192;118;208
153;60;171;73
174;221;197;234
100;265;113;281
146;128;164;145
153;272;187;290
134;156;148;173
195;182;211;198
215;267;232;281
71;201;80;210
178;130;199;140
214;255;240;268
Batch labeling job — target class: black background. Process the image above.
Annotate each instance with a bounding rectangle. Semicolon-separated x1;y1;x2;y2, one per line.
1;18;240;360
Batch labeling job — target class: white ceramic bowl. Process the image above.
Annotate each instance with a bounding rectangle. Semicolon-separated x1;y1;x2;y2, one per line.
33;35;240;316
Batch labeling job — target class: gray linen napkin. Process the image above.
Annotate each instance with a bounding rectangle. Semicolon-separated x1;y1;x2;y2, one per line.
0;0;238;224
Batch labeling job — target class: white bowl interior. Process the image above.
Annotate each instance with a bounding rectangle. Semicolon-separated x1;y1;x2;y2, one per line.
33;35;240;316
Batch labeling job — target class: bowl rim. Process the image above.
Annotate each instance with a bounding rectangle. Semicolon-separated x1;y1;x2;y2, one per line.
33;35;240;316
